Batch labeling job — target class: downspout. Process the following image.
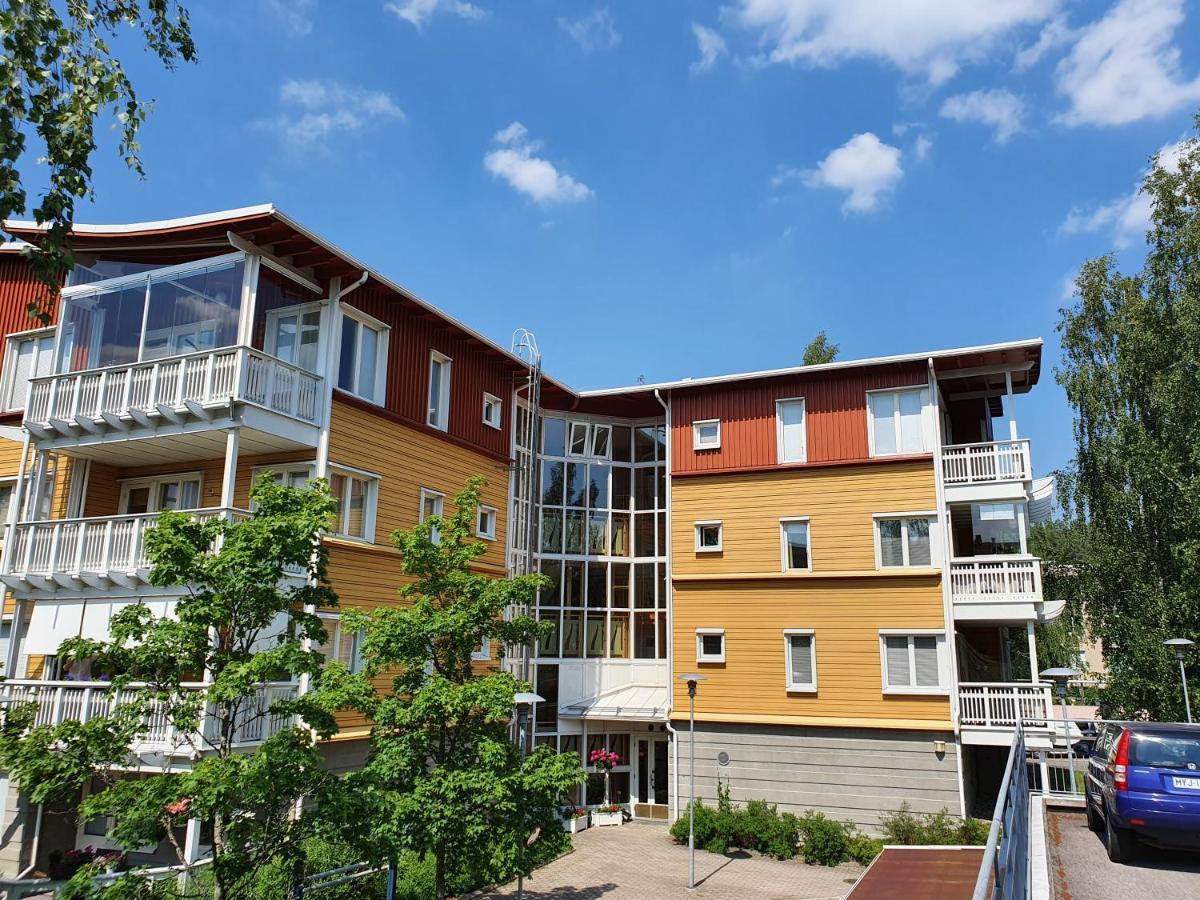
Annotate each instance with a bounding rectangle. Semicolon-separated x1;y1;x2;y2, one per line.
654;388;679;822
928;358;967;818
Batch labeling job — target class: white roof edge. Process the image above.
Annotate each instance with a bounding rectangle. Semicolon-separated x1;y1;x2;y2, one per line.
4;204;277;236
579;337;1045;397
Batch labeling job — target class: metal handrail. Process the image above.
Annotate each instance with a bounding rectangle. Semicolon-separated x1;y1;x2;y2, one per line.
974;722;1029;900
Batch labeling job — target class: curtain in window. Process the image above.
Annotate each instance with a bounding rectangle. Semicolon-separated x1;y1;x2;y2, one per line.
789;634;814;685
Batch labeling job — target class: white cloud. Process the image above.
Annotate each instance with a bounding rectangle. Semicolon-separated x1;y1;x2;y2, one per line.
1058;140;1189;247
559;8;620;52
914;135;933;161
484;122;593;205
1055;0;1200;127
801;132;904;214
728;0;1059;84
384;0;486;31
263;0;317;37
691;23;728;74
939;88;1025;143
1013;14;1073;71
266;79;406;153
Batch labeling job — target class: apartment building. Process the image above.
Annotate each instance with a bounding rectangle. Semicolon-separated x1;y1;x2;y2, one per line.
0;206;1059;874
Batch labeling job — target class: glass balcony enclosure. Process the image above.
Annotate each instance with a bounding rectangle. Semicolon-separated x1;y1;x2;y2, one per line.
949;501;1030;558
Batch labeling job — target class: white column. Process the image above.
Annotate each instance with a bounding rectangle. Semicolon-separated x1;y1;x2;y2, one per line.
0;435;31;573
314;276;341;479
1005;370;1018;441
236;254;261;348
1027;622;1039;684
5;598;25;678
220;429;240;509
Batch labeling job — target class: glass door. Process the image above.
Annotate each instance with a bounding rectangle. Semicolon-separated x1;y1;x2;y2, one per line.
635;737;670;817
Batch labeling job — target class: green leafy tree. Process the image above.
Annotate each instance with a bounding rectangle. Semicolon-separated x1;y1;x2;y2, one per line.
803;331;839;365
0;476;340;899
1029;520;1096;672
315;476;584;900
0;1;196;321
1055;119;1200;719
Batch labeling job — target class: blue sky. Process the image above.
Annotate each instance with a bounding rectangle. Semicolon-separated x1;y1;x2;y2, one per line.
59;0;1200;479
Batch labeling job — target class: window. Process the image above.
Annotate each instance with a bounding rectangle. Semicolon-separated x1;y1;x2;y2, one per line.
776;398;806;464
315;615;366;673
427;351;451;430
472;637;492;662
329;467;378;542
696;628;725;663
784;630;816;692
482;393;502;430
692;419;720;451
568;421;590;456
420;488;445;543
694;521;723;553
0;480;14;526
867;387;930;456
780;518;810;571
266;302;322;372
1;329;55;410
591;424;612;458
119;473;203;514
259;463;315;490
477;505;498;541
876;515;935;567
881;633;944;693
338;308;388;403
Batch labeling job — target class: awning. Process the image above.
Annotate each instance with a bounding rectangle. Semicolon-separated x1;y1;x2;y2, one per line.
25;598;178;655
561;682;669;723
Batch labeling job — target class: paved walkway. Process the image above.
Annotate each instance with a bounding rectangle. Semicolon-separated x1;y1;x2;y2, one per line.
476;821;864;899
1047;809;1200;900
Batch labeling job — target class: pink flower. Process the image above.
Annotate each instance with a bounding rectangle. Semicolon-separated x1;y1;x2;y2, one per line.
165;798;191;816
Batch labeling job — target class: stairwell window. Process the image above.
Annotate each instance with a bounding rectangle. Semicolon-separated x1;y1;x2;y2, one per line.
780;518;811;571
875;514;936;568
330;467;378;542
338;308;389;404
427;351;451;430
776;398;807;464
692;419;720;451
880;632;945;694
784;630;817;692
477;504;498;541
867;387;930;456
696;628;725;664
1;328;55;411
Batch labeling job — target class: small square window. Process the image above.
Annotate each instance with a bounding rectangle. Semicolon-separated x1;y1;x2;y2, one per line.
696;628;725;663
693;420;721;451
477;505;498;541
482;393;502;430
694;521;723;553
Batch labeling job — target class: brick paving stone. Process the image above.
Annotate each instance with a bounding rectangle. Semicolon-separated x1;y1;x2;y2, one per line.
474;821;864;899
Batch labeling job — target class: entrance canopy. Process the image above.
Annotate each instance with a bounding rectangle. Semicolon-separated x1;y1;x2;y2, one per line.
561;682;668;723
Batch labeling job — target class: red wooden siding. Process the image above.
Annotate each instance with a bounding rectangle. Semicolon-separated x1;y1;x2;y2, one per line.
338;284;512;459
0;253;56;374
670;362;929;473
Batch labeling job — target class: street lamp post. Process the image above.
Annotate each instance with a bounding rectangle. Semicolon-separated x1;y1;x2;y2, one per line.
1040;667;1080;793
1164;638;1194;723
676;674;705;891
512;691;544;900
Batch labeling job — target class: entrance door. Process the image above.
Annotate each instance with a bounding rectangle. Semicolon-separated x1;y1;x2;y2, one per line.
635;737;670;819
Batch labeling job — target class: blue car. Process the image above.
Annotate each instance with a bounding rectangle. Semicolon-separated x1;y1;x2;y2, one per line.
1085;722;1200;862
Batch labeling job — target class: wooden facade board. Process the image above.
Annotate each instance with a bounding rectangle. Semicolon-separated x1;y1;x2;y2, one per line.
0;255;57;377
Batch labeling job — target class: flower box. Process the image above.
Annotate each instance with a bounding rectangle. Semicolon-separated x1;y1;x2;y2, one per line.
592;808;623;827
566;812;589;834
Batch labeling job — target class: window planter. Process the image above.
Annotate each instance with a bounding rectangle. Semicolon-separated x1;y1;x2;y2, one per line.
591;807;623;827
563;809;589;834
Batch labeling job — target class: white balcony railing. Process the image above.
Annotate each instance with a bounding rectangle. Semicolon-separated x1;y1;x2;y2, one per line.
25;346;321;431
1;508;247;579
941;439;1032;486
959;682;1053;728
950;557;1042;604
0;679;297;749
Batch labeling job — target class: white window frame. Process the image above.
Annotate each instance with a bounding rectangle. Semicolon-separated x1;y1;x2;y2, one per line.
692;419;721;451
694;520;723;553
696;627;725;664
252;462;316;491
338;305;390;405
118;471;205;514
472;637;492;662
482;392;503;430
783;629;817;693
775;397;807;464
265;301;325;372
590;423;612;459
779;516;812;572
1;327;56;412
328;464;380;544
866;385;932;457
878;629;948;696
567;421;590;457
872;511;939;569
316;613;367;674
419;488;445;543
476;504;498;541
427;350;452;430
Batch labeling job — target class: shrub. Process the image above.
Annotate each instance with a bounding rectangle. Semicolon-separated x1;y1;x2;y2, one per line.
957;815;992;845
670;800;721;850
796;810;853;866
848;833;884;867
878;803;991;847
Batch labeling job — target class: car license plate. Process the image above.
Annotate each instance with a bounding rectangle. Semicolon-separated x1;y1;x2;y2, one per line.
1173;777;1200;789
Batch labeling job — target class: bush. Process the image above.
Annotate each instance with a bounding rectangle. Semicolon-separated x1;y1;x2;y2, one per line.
671;799;721;850
796;810;853;866
847;833;884;867
878;803;990;846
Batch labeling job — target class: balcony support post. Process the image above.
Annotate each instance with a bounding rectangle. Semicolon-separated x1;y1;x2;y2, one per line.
220;429;240;510
1005;370;1017;441
1027;622;1039;686
4;598;24;678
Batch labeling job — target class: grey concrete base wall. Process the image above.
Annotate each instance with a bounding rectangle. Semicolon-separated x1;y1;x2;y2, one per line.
675;722;962;833
0;775;33;878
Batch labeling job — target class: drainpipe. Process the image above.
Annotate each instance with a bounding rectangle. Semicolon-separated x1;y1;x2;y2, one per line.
653;388;678;821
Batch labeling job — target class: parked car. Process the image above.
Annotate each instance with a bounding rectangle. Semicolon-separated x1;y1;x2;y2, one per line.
1084;721;1200;862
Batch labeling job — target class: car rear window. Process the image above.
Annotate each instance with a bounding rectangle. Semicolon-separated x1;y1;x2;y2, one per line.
1130;733;1200;768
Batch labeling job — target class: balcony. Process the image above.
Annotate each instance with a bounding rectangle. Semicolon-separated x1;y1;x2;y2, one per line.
0;679;297;758
958;682;1052;746
23;347;323;462
0;508;252;595
941;440;1031;501
950;557;1045;621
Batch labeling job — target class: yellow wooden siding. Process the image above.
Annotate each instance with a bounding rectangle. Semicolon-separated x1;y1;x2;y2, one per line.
672;578;951;728
672;460;937;576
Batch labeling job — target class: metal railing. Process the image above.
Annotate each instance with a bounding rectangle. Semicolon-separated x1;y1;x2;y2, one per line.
25;345;322;428
959;682;1053;728
974;723;1030;900
950;557;1042;604
943;439;1032;485
1;508;247;577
